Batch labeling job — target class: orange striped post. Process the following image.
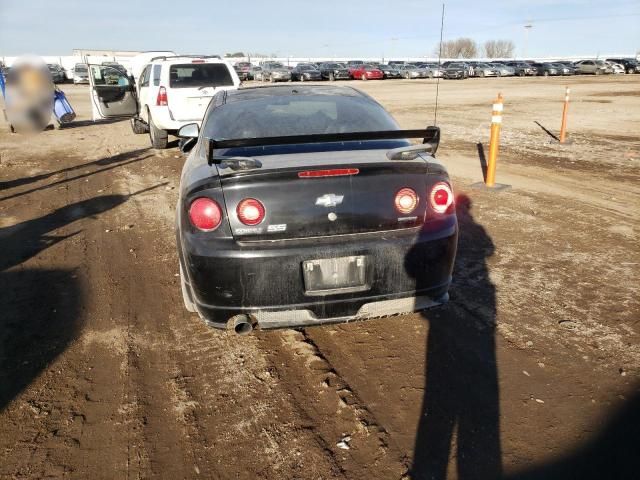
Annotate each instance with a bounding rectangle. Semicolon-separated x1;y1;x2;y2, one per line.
485;93;503;187
559;87;570;143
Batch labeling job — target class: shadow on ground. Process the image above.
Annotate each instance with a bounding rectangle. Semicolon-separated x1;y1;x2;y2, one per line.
504;387;640;480
0;148;151;200
0;189;157;410
408;194;502;480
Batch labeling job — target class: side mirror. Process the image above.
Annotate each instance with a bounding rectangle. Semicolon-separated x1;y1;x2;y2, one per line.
179;138;197;154
177;122;199;139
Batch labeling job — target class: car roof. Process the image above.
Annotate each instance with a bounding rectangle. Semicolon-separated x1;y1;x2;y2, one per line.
150;55;224;64
224;85;367;104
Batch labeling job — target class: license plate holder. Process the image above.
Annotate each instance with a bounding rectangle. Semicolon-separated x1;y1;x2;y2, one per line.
303;255;369;295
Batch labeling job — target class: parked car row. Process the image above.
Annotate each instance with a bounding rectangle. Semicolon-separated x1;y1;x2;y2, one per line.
233;57;640;82
19;61;130;85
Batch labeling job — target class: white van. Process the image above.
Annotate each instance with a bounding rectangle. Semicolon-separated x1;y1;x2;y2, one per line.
87;55;241;148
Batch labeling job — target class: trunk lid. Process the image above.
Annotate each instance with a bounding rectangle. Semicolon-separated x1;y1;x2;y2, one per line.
168;87;215;121
167;62;238;121
217;148;431;240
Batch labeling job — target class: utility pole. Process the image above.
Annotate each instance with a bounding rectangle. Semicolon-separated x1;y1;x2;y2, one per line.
523;22;533;58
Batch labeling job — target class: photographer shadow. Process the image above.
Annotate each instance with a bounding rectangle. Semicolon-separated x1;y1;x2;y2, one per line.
407;194;502;479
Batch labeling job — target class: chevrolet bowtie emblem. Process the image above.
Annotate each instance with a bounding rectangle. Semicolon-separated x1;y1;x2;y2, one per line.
316;194;344;208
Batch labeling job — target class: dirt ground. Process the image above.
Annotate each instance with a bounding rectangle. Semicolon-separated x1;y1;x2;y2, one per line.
0;75;638;480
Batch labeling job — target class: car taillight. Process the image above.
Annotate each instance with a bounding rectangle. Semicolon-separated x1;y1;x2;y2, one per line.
395;188;418;214
156;86;168;106
237;198;265;226
429;182;454;214
189;197;222;231
298;168;359;178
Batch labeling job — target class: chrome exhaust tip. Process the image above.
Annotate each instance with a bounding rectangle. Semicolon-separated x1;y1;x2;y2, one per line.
229;314;255;335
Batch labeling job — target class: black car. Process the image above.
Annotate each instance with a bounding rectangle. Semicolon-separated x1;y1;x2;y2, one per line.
443;62;468;79
291;64;322;82
318;62;351;81
505;61;536;76
605;58;640;74
175;85;457;334
47;64;67;83
379;64;402;79
531;62;560;76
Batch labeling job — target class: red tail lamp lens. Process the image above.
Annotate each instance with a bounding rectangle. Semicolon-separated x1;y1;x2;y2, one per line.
237;198;265;226
189;197;222;231
429;182;454;214
395;188;419;214
156;86;168;106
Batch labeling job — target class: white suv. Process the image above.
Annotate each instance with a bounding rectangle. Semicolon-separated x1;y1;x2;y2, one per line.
88;55;241;148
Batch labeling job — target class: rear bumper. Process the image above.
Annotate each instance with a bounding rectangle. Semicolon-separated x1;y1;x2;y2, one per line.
181;218;458;328
148;105;202;131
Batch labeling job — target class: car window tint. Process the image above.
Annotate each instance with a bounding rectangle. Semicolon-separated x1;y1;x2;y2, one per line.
91;66;129;86
169;64;233;88
205;94;399;141
140;66;150;87
153;65;162;86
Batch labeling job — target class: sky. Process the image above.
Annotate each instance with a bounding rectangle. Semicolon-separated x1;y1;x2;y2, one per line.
1;0;638;58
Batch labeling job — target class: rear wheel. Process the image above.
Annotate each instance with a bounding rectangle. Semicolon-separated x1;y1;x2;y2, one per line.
180;264;197;313
329;72;335;81
628;68;635;74
300;75;305;82
130;117;147;134
595;69;601;75
543;71;549;77
148;113;168;149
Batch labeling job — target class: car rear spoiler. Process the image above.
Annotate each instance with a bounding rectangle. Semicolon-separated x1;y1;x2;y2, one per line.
206;126;440;165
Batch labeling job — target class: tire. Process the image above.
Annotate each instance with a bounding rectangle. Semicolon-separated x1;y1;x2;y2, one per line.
543;71;549;77
130;117;147;134
148;113;168;149
519;71;525;77
404;72;410;79
428;72;434;79
329;72;335;81
300;75;305;82
628;68;635;74
361;73;368;80
180;264;197;313
595;69;601;75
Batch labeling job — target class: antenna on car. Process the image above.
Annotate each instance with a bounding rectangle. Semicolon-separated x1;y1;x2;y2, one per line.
433;3;445;126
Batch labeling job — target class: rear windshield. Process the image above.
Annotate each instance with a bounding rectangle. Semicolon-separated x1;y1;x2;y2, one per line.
205;94;399;141
169;63;233;88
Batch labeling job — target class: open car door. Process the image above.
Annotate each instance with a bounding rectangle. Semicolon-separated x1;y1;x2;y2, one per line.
88;65;137;120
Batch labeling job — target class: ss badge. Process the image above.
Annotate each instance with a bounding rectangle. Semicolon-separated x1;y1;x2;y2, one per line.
267;224;287;233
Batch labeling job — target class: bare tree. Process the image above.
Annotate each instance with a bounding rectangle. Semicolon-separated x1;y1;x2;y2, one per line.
434;38;478;59
483;40;515;58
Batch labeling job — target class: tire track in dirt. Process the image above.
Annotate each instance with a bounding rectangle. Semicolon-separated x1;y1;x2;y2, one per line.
260;328;411;479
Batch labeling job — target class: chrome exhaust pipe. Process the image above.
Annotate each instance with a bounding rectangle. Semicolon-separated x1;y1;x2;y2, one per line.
229;314;256;335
